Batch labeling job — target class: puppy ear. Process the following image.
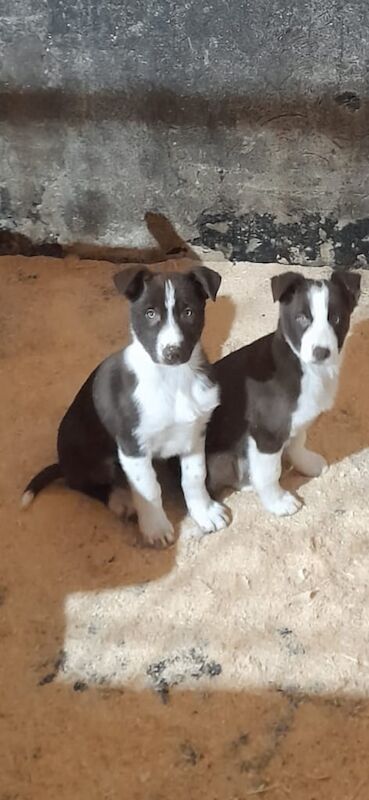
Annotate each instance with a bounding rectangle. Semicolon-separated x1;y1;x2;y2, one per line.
190;266;222;301
113;267;152;301
331;270;361;310
271;271;303;303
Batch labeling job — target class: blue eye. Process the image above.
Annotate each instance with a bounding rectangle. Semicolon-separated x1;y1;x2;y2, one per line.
145;308;157;320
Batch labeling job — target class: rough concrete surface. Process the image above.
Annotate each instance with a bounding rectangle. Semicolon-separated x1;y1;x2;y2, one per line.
1;253;369;799
3;1;369;261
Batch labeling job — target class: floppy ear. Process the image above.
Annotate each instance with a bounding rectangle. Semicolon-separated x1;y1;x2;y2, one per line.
113;266;152;301
331;270;361;311
271;271;303;303
190;266;222;301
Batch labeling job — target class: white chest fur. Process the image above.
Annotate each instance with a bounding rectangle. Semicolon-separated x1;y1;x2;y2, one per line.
290;360;339;437
124;340;219;458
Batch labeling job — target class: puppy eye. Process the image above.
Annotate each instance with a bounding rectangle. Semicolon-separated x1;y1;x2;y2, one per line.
182;307;193;318
331;313;340;326
145;308;157;320
296;313;310;328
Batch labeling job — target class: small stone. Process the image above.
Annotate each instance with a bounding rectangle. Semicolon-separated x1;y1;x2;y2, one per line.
38;673;55;686
73;680;88;692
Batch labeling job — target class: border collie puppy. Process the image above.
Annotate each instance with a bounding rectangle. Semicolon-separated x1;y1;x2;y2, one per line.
22;266;231;546
206;270;361;515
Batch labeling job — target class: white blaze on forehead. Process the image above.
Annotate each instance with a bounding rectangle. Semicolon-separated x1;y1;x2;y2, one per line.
310;283;329;327
156;280;183;360
165;280;176;316
300;282;338;364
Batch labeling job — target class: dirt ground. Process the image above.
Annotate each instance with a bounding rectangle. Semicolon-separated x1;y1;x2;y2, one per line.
1;253;369;800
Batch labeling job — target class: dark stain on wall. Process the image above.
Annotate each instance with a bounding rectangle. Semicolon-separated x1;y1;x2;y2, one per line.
193;211;369;267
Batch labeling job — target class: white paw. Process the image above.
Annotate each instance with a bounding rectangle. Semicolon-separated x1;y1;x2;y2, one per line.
262;490;302;517
294;451;328;478
191;500;232;533
108;486;136;520
140;510;175;548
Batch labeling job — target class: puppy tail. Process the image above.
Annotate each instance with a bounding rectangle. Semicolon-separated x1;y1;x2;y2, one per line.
21;463;62;509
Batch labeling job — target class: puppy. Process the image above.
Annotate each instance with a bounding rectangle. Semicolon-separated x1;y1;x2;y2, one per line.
22;266;231;546
206;270;361;515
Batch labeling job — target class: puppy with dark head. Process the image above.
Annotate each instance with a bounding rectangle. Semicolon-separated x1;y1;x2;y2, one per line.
118;267;215;366
22;266;231;546
206;270;361;516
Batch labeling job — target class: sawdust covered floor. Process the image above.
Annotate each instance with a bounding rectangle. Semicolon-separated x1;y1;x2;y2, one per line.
1;253;369;800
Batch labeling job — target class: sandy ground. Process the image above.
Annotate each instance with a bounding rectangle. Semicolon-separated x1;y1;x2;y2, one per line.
1;252;369;800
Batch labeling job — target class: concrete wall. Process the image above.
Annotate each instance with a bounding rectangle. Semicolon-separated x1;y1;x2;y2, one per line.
1;0;369;265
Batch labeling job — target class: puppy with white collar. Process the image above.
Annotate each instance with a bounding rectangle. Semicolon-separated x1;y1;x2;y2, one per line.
22;266;231;546
206;270;361;515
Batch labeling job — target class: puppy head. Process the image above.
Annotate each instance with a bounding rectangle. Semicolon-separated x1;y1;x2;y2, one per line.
271;270;361;366
114;265;221;365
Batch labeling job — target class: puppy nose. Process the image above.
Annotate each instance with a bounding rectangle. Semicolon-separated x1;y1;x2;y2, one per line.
313;346;330;362
162;345;181;364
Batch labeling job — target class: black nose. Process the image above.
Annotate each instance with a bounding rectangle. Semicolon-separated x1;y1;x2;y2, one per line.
313;346;331;362
162;345;182;364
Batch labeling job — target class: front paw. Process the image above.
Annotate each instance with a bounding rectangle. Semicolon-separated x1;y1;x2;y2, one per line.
190;500;232;533
262;489;302;517
294;450;328;478
140;510;175;548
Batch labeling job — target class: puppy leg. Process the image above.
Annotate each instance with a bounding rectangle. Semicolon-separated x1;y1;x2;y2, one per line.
107;485;136;521
181;439;231;534
287;431;327;478
117;449;175;547
248;436;302;516
206;451;240;494
65;478;133;520
107;464;136;521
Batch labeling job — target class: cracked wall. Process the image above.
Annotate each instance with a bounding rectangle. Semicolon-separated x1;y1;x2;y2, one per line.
1;0;369;265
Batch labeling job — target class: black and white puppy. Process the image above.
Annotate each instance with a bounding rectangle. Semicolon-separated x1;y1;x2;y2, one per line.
22;266;231;546
206;270;361;515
